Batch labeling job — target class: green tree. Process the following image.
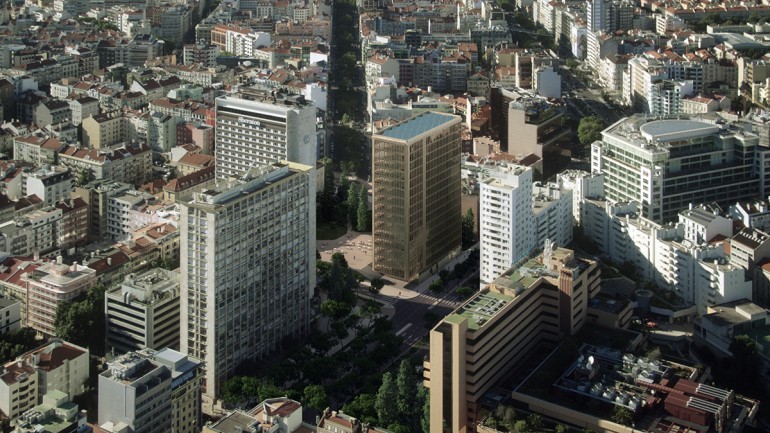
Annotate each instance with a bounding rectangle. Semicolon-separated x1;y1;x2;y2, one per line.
0;328;40;361
369;277;384;299
456;286;474;299
54;283;107;355
578;116;606;146
375;372;398;426
221;376;244;403
347;182;359;225
303;384;329;411
429;278;444;293
729;334;759;391
555;424;568;433
514;420;530;433
611;406;634;426
418;385;429;433
356;186;369;232
342;393;378;425
526;414;544;431
75;169;94;187
461;208;475;248
319;158;336;222
386;424;409;433
396;360;416;417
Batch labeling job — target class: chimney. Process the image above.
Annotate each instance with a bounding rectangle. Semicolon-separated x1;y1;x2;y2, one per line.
107;257;112;266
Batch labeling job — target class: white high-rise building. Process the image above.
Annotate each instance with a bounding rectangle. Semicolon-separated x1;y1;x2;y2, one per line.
480;164;535;284
480;163;574;284
215;93;317;180
179;161;315;408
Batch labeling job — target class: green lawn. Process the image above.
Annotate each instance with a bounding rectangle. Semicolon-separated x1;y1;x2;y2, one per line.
317;222;347;240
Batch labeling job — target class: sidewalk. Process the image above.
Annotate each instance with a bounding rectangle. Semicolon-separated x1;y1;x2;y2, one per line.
318;225;477;300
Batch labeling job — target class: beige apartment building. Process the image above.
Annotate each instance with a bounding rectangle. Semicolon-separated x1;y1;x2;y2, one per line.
22;259;97;336
372;112;462;281
425;247;600;433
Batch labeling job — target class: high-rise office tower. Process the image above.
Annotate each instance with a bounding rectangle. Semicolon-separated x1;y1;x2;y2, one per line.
372;112;462;281
214;92;317;180
179;161;315;407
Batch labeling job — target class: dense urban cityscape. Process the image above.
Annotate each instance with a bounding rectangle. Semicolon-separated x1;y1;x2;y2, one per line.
0;0;764;432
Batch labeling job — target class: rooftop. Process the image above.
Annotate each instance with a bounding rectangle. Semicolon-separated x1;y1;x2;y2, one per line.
639;119;720;143
376;112;459;141
445;290;513;331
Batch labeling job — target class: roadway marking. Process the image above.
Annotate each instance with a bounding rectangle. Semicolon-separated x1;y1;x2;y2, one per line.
427;299;440;310
395;323;412;336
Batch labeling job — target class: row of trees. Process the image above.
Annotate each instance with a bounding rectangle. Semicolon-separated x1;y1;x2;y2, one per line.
318;161;370;231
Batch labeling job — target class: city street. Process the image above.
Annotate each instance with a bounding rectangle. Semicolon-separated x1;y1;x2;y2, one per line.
318;228;471;352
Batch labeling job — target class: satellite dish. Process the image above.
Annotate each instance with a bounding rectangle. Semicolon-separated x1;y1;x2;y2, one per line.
588;356;595;365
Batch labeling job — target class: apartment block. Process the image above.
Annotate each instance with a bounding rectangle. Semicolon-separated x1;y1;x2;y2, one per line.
425;247;600;433
58;142;152;187
507;92;571;179
372;112;462;281
0;206;63;257
0;339;89;419
81;113;126;149
480;163;573;284
19;339;89;400
214;92;317;179
24;167;72;207
22;259;96;336
180;162;315;406
583;200;752;314
0;361;38;418
105;268;180;355
55;198;89;250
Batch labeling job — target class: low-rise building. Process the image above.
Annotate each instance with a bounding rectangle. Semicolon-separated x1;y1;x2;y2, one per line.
13;390;87;433
0;361;38;418
204;397;313;433
18;339;89;400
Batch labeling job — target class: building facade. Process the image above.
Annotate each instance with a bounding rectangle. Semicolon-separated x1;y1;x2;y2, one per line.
179;162;315;406
22;259;96;336
591;116;763;223
214;93;317;180
426;247;600;433
105;268;181;355
98;351;173;433
372;112;462;281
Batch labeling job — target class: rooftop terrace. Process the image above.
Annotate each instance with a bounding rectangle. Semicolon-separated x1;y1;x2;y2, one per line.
445;290;513;331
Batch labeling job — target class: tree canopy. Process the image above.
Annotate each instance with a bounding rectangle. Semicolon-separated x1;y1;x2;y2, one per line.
578;116;606;146
54;283;107;355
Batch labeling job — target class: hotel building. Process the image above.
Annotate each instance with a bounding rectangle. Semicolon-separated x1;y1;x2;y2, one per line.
214;92;317;179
